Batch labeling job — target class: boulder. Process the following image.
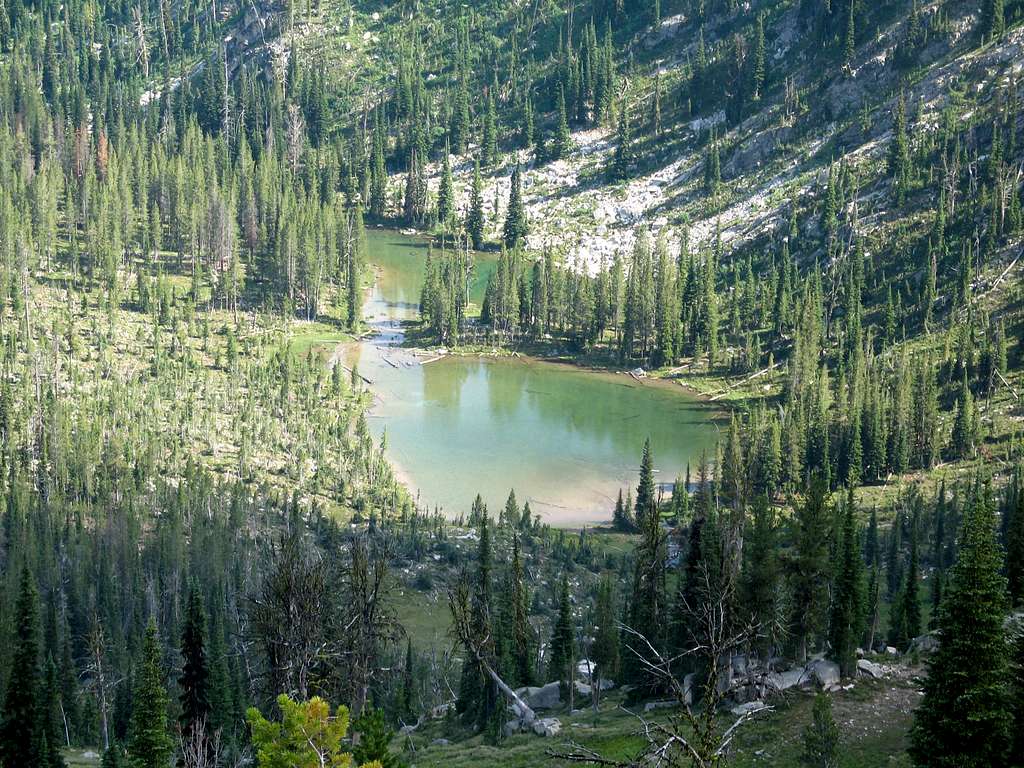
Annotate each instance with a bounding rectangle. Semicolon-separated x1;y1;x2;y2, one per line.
768;667;808;692
911;633;940;654
885;646;899;657
525;681;562;710
808;659;841;690
856;659;884;679
730;700;766;717
597;678;615;691
532;717;562;737
576;659;596;679
503;719;523;738
574;681;592;697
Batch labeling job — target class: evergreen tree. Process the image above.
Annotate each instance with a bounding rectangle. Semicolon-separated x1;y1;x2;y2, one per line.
591;574;620;682
612;488;636;532
397;640;416;722
552;85;572;160
548;576;576;691
352;707;404;768
982;0;1005;40
128;620;174;768
437;152;455;229
951;373;980;460
482;94;498;167
610;101;632;180
753;14;767;100
346;205;366;331
179;585;212;736
101;745;127;768
41;657;67;768
466;158;485;250
909;484;1012;767
829;493;866;677
634;438;657;528
791;477;832;662
503;164;529;250
507;535;534;686
0;566;43;768
889;92;911;204
803;693;840;768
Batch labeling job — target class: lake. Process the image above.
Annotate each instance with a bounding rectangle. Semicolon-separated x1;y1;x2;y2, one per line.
343;230;719;526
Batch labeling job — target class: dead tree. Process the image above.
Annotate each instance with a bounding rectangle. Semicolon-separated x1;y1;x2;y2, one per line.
248;533;332;703
340;533;403;719
551;560;770;768
448;577;536;728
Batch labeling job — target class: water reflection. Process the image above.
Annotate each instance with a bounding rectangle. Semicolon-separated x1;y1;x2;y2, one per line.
346;230;718;524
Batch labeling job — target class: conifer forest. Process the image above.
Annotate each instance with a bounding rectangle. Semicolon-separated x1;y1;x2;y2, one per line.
2;0;1024;766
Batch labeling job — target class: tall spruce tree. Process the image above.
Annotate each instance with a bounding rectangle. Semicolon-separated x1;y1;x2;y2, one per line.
548;576;576;692
503;164;528;250
909;484;1011;767
179;585;212;736
0;566;43;768
634;438;657;528
466;158;485;250
128;620;174;768
829;492;866;677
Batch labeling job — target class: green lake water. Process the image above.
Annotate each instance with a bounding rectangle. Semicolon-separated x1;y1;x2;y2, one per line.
344;229;720;525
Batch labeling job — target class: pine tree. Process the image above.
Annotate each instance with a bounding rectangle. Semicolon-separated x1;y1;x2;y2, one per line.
397;640;416;722
792;476;832;662
634;438;657;528
909;484;1012;767
951;373;980;459
466;158;485;250
612;488;636;532
0;566;43;768
508;535;534;686
552;85;572;160
41;657;67;768
592;574;620;682
179;585;212;736
128;619;173;768
610;101;632;180
437;152;455;229
889;92;911;204
753;14;766;100
803;693;840;768
982;0;1005;40
829;492;866;677
482;93;498;167
503;164;528;250
625;486;668;689
352;708;403;768
100;745;127;768
548;576;576;691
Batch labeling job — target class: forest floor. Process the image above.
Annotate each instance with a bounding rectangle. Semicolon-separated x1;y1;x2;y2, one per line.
401;676;920;768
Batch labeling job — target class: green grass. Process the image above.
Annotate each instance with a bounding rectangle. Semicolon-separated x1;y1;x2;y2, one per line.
64;749;101;766
402;681;918;767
